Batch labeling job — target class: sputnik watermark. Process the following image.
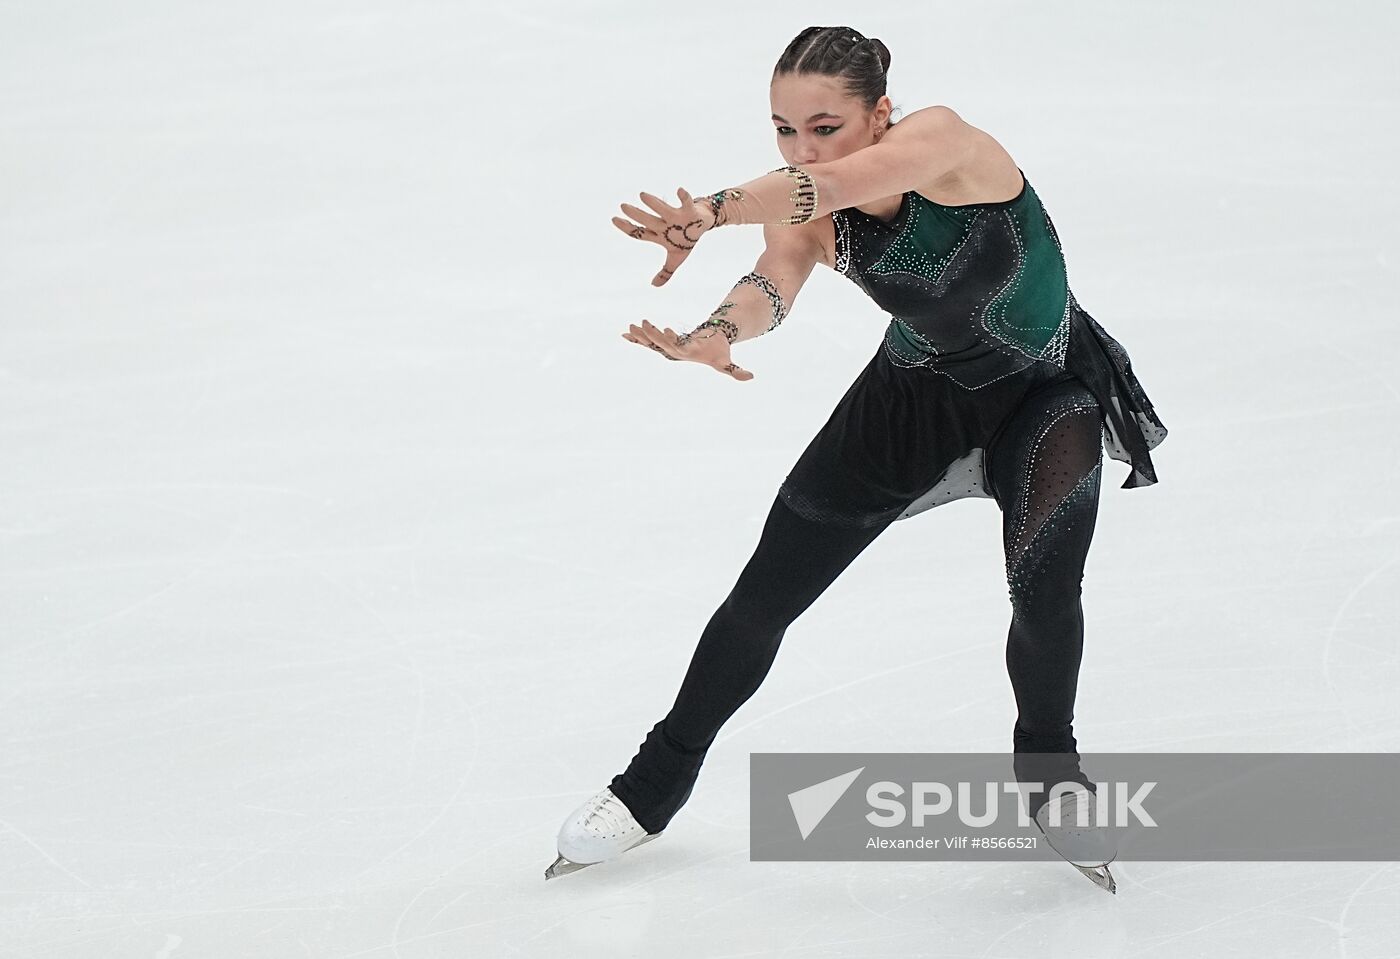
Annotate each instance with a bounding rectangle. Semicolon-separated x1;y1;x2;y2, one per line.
752;753;1400;861
863;779;1157;829
783;767;1154;842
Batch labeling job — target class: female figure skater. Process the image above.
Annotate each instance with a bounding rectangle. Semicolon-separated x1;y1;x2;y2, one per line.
546;25;1166;893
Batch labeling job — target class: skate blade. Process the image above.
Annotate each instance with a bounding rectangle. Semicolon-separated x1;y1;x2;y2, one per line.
544;832;661;881
544;855;593;880
1072;863;1116;895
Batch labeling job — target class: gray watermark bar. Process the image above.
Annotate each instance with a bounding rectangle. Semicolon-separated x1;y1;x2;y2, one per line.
749;753;1400;861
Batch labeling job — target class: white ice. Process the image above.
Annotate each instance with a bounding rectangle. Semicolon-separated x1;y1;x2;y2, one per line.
2;1;1399;956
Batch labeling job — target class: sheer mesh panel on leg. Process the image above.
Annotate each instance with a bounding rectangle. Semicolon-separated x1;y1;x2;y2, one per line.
1001;403;1104;576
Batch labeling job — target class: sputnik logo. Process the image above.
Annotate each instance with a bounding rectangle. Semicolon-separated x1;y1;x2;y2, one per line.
787;767;865;840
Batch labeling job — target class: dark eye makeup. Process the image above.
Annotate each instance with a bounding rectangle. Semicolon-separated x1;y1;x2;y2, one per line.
775;126;841;137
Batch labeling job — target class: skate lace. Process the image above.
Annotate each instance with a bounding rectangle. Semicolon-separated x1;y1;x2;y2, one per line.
583;791;634;835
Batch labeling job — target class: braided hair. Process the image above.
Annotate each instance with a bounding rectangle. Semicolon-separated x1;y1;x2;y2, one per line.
772;26;898;118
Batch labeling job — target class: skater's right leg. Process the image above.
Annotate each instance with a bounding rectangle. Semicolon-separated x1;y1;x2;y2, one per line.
985;375;1106;823
609;493;894;834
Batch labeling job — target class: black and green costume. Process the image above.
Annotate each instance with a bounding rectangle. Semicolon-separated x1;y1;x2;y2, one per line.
780;168;1166;527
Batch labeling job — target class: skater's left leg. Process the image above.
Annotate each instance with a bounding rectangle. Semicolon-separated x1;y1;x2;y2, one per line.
987;376;1105;819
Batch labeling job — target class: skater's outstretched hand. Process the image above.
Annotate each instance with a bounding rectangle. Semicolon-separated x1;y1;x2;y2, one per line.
612;187;712;287
622;318;754;381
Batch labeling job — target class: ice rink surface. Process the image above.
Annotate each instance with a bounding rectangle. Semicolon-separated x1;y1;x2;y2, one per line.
3;0;1399;955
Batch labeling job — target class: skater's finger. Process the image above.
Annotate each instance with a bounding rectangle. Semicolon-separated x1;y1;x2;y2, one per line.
635;321;680;361
647;325;683;360
660;326;688;352
619;201;666;232
627;322;657;349
638;191;680;218
612;216;655;242
640;318;672;347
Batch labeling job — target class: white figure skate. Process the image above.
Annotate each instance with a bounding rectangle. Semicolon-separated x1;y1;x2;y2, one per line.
544;787;660;880
1033;787;1119;894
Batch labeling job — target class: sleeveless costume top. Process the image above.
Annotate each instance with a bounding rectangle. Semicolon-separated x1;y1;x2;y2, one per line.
776;168;1167;528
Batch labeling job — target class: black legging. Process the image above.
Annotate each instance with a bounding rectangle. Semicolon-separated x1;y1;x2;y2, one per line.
609;375;1105;834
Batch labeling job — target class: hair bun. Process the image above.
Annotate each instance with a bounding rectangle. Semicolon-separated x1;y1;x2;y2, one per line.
868;37;892;73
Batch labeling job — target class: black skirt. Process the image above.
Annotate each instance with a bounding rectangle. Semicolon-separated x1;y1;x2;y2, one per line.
777;304;1167;529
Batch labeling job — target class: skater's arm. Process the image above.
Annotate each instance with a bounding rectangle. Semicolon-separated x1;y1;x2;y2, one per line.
697;106;975;226
691;222;821;346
